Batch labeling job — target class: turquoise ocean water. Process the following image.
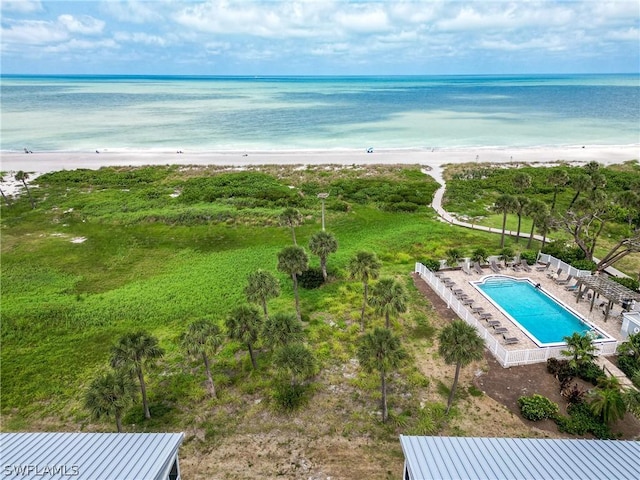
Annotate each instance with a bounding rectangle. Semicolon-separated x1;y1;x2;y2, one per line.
1;74;638;152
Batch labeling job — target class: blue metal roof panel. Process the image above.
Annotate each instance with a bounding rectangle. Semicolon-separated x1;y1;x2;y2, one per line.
0;433;184;480
399;436;640;480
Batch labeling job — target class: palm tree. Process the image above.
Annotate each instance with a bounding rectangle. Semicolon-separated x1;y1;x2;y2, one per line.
445;248;462;268
110;331;164;420
244;270;280;320
369;278;408;328
471;248;487;264
262;312;304;350
181;319;224;398
512;172;531;194
493;194;518;248
513;196;530;243
561;332;597;371
438;320;484;414
357;327;406;422
276;245;309;322
348;251;382;331
588;376;626;425
0;173;11;207
15;170;35;209
279;207;304;245
273;343;316;386
524;199;548;249
85;369;136;432
308;231;338;282
225;304;263;369
568;173;592;209
548;169;569;212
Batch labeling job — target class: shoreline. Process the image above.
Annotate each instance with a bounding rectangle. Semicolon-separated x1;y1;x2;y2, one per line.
1;145;638;175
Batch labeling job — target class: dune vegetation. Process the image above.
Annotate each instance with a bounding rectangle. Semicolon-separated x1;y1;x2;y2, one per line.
1;161;638;478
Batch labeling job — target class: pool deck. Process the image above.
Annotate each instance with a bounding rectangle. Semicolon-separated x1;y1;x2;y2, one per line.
436;263;627;350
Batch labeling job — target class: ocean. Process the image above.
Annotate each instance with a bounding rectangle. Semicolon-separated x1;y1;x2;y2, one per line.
1;74;638;152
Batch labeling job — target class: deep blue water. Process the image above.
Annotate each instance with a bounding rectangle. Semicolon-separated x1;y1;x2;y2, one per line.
1;74;638;151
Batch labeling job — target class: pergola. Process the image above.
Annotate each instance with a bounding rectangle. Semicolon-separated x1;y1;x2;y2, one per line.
576;275;640;322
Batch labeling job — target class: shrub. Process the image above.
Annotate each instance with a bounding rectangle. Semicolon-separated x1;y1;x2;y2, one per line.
611;276;640;292
272;382;309;411
556;402;613;439
519;251;537;265
421;259;440;272
617;355;639;379
298;267;325;289
471;248;487;263
547;358;575;383
518;394;559;421
387;201;419;212
576;362;606;385
570;259;597;272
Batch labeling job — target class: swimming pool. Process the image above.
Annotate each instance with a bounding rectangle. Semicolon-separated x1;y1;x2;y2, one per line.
473;276;610;346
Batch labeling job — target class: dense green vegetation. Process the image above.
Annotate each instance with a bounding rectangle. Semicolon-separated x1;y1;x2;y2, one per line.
2;161;637;453
443;161;640;274
3;164;490;434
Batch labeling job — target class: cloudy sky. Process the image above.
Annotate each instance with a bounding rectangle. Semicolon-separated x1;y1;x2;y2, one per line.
1;0;638;75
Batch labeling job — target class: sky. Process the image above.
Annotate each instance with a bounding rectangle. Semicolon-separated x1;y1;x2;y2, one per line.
1;0;639;75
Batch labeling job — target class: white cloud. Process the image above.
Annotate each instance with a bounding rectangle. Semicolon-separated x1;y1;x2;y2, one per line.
1;20;68;45
42;38;118;54
1;0;42;13
114;31;167;46
58;15;105;35
334;6;390;34
100;0;166;24
606;27;640;42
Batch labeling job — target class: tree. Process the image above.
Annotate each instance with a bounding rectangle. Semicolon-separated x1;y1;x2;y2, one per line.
568;173;592;209
513;196;530;243
273;343;316;386
277;245;309;322
524;199;549;249
181;319;224;398
225;304;263;369
616;190;640;232
308;231;338;282
244;270;280;320
15;170;35;209
557;196;610;261
357;327;406;422
548;169;569;212
595;231;640;272
85;369;136;432
493;194;518;248
369;278;408;328
110;331;164;420
279;207;303;245
438;320;484;414
262;312;304;350
512;172;531;194
348;251;382;331
588;376;627;425
445;248;462;267
0;173;11;207
561;332;597;371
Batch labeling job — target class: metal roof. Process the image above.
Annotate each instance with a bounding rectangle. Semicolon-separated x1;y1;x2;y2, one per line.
0;432;184;480
400;436;640;480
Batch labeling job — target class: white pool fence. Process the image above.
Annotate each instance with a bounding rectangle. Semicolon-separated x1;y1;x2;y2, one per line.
414;261;619;368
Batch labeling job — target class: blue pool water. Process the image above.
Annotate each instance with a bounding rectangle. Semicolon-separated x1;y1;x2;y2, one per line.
474;277;599;345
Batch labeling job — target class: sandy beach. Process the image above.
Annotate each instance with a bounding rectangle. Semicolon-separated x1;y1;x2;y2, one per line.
1;145;638;196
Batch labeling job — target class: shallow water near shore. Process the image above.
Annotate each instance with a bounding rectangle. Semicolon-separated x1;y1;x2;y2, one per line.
1;74;639;154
